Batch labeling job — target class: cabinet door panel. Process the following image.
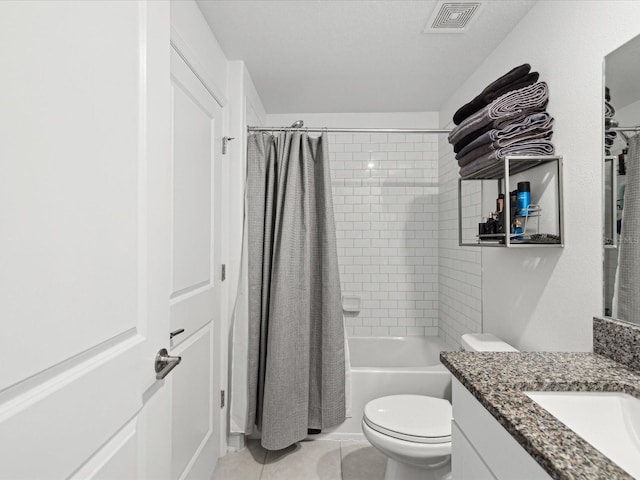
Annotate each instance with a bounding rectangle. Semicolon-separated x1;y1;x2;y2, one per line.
0;2;171;478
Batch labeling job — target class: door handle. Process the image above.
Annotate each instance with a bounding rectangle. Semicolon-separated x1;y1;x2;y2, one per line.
155;348;182;380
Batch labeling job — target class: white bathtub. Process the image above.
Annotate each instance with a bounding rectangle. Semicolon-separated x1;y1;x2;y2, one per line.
321;336;452;440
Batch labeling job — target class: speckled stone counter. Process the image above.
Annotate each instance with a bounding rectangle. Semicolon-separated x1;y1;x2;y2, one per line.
440;351;640;480
594;316;640;372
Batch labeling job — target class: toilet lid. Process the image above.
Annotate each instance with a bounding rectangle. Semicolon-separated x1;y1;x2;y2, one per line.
363;394;452;444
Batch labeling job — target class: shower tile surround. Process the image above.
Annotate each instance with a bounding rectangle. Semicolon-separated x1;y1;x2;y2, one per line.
327;133;440;337
437;130;483;348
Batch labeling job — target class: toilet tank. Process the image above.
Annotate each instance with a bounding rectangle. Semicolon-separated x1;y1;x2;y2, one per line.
460;333;518;352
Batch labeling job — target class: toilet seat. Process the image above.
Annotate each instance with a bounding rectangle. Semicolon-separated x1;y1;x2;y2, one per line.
363;394;452;444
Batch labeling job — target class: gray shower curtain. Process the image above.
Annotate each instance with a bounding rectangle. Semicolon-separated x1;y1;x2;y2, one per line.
614;134;640;323
246;131;345;450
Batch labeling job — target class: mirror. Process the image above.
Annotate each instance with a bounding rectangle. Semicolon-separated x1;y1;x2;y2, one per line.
603;34;640;325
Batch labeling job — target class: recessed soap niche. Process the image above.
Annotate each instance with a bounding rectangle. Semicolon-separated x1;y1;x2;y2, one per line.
342;295;361;313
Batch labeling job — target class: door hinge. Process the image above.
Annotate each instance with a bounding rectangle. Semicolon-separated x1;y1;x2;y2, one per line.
220;390;225;408
222;136;235;155
221;264;226;281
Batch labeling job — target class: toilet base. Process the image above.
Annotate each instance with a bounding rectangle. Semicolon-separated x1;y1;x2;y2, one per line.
362;418;451;480
384;456;451;480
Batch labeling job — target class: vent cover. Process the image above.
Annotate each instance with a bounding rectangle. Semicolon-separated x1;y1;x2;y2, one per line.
424;2;481;33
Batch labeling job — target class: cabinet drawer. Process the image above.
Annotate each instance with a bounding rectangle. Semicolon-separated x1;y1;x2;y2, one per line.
452;421;497;480
452;378;550;480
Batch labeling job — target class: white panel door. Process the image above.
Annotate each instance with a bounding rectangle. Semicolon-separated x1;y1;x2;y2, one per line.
169;46;224;480
0;2;172;479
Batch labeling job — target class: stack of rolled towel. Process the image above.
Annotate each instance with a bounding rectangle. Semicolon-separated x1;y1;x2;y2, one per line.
448;64;555;177
605;86;617;156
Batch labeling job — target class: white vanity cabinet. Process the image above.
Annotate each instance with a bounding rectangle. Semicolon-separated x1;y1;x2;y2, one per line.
451;378;551;480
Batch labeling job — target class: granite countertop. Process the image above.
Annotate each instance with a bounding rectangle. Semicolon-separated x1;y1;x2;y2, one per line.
440;351;640;480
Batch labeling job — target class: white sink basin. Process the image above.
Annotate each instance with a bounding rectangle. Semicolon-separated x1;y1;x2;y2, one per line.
525;391;640;478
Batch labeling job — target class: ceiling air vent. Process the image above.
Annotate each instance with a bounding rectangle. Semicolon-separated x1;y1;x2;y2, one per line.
424;2;482;33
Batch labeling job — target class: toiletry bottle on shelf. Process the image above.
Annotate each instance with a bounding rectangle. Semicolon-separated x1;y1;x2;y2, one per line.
478;220;487;239
496;193;505;235
517;181;531;216
510;189;517;222
486;216;496;236
512;218;523;240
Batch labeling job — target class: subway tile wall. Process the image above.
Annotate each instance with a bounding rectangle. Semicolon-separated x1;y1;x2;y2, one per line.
437;132;483;349
327;133;439;337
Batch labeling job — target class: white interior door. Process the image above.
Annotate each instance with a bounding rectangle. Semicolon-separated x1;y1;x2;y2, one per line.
0;2;173;478
168;46;224;480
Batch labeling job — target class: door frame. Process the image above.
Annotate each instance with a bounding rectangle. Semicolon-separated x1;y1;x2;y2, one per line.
169;27;230;458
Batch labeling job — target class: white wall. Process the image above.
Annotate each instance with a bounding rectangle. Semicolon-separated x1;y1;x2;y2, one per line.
267;113;440;337
267;112;438;130
438;0;640;351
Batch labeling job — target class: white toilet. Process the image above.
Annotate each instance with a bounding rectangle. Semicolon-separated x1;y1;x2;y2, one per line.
362;333;517;480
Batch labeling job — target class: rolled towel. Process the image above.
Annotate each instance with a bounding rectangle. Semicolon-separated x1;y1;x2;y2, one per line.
453;72;539;126
455;112;554;160
457;142;497;168
449;82;550;146
453;73;540;126
452;64;534;125
459;140;555;177
605;101;616;118
453;104;548;154
453;123;494;154
457;130;553;167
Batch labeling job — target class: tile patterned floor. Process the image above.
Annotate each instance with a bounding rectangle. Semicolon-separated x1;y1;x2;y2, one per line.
211;440;386;480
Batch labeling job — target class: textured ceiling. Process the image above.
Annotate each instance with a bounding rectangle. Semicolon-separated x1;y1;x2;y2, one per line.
197;0;537;114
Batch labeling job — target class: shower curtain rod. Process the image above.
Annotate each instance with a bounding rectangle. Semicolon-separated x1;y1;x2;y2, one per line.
609;126;640;132
247;126;452;134
605;119;640;133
